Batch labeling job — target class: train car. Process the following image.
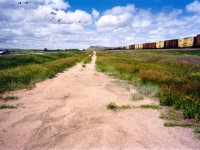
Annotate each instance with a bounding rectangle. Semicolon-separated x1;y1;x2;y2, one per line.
143;43;156;49
143;43;149;49
164;39;178;49
194;34;200;48
149;42;156;49
156;41;164;49
178;37;194;48
139;44;143;49
135;44;139;49
129;44;135;50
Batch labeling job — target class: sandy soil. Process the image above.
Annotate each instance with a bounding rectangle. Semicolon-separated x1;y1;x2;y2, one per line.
0;52;199;150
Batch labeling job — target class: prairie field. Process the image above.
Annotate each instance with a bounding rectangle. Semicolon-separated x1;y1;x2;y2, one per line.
96;50;200;122
0;51;91;93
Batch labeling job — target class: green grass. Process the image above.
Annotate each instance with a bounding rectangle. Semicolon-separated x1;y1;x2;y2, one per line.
139;104;161;110
106;102;118;109
96;50;200;122
0;104;16;109
164;122;192;127
3;95;18;101
83;54;92;64
131;92;143;100
0;51;91;93
120;104;133;109
0;51;81;70
160;108;184;121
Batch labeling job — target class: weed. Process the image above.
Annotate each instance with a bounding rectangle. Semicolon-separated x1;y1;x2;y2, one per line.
82;64;86;68
0;104;16;109
139;85;158;96
160;108;183;121
139;104;161;110
164;122;192;127
3;95;18;101
131;92;143;100
106;102;118;109
119;104;133;109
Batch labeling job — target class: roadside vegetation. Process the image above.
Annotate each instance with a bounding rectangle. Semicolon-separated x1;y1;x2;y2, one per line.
96;50;200;122
0;51;91;93
0;104;16;109
105;102;160;110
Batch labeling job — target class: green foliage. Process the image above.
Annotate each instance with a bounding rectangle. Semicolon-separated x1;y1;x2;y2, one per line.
131;92;143;100
106;102;118;109
83;54;92;64
164;122;192;127
0;51;81;70
0;104;16;109
0;52;90;93
96;50;200;122
3;95;18;101
160;108;184;121
139;104;161;110
119;104;133;109
139;84;158;96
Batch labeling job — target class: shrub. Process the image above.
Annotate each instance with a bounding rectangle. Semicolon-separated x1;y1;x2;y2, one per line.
106;102;118;109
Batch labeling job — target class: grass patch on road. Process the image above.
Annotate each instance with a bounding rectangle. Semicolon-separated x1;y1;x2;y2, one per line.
139;104;161;110
0;104;16;109
164;122;192;127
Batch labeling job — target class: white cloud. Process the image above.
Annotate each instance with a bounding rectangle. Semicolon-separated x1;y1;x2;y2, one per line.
0;1;200;49
92;9;100;19
186;0;200;14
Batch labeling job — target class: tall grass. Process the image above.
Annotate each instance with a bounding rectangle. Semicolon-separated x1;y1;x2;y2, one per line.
96;50;200;122
0;51;90;93
0;51;81;70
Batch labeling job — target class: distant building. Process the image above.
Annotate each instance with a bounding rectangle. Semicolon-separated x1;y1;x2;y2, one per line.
0;49;10;55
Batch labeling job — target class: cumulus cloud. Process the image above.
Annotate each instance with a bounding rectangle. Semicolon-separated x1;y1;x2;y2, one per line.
0;1;200;49
92;9;100;19
186;0;200;14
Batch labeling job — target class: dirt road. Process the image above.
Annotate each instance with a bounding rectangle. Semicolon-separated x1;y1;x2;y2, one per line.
0;52;199;150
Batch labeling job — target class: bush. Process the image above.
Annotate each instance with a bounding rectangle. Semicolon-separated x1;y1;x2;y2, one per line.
106;102;118;109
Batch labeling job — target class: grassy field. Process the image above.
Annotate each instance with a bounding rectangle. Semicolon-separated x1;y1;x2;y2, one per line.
0;51;91;93
96;50;200;122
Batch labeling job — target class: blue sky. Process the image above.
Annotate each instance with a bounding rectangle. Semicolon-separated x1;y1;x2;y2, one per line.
67;0;192;13
0;0;200;49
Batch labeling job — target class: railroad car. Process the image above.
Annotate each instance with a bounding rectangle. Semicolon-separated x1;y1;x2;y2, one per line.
149;42;156;49
178;37;194;48
129;45;135;50
164;39;178;49
194;34;200;48
156;41;164;49
135;44;139;49
143;43;156;49
143;43;149;49
139;44;143;49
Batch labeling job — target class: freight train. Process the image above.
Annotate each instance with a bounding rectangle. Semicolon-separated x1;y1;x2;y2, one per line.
128;34;200;50
105;34;200;50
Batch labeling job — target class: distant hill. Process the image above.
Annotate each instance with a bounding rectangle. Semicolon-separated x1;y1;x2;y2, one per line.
86;46;110;51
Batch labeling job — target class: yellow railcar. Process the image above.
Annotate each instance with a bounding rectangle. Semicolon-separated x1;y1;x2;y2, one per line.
135;44;139;49
178;37;194;48
156;41;164;49
139;44;143;49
